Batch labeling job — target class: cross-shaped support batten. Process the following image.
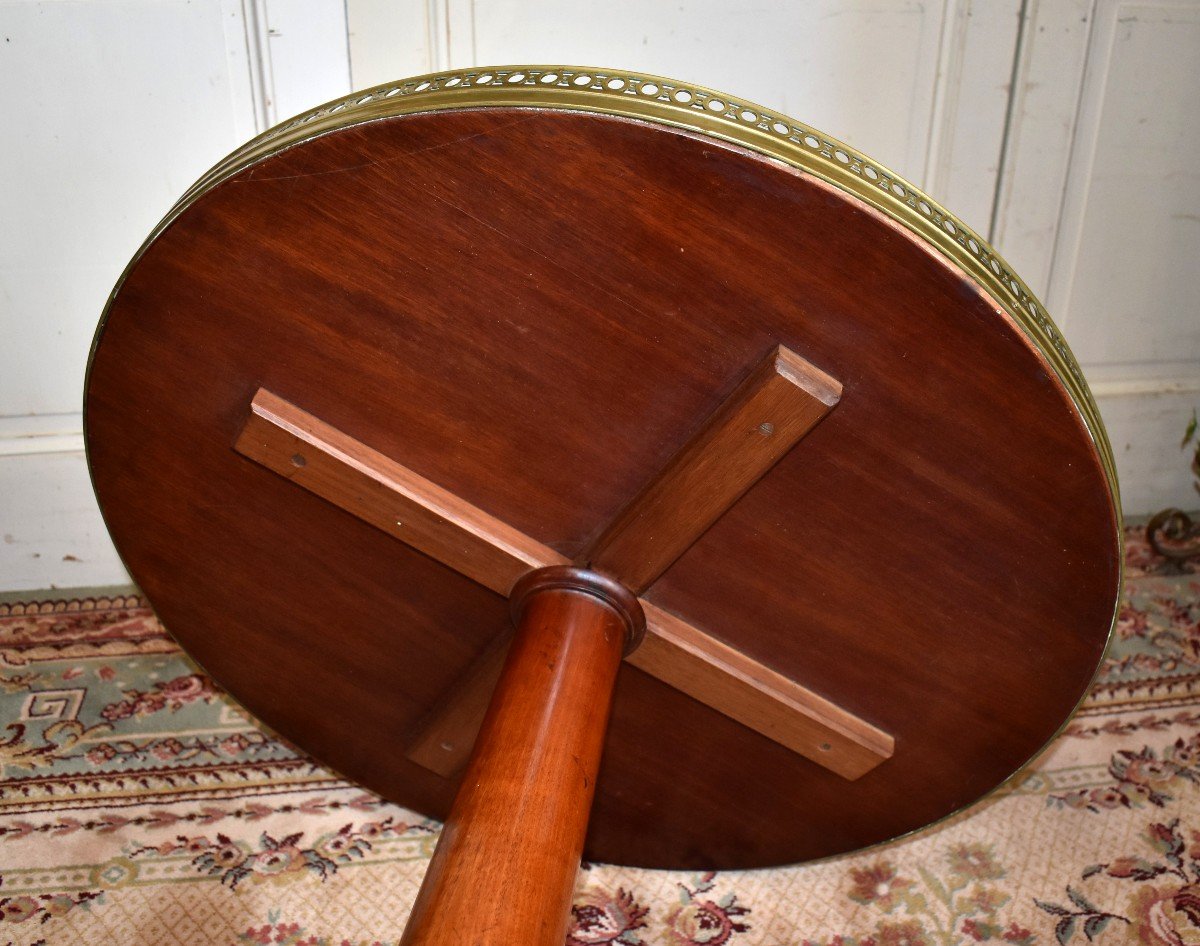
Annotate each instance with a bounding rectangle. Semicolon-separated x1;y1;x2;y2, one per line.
233;345;893;781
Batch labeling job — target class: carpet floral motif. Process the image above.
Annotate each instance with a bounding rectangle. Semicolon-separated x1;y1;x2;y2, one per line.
0;522;1197;945
0;890;104;929
1050;736;1200;812
234;911;398;946
664;873;749;946
1035;816;1200;944
801;843;1034;945
129;816;434;890
568;885;649;944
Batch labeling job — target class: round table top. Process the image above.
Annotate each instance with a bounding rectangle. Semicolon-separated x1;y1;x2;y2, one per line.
85;66;1122;869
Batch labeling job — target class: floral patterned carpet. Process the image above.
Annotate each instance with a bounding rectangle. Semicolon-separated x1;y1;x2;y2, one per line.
1;524;1198;946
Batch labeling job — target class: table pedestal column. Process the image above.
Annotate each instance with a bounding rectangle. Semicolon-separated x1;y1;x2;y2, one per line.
400;566;644;946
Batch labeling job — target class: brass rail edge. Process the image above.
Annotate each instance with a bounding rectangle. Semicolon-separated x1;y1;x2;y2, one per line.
97;65;1118;505
83;64;1125;867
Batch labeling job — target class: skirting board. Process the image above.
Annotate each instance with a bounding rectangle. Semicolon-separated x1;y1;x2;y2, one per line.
1092;383;1200;515
0;451;129;592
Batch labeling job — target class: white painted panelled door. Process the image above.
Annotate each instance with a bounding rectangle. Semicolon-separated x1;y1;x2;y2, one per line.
3;0;1196;591
348;0;1023;235
994;0;1200;513
0;0;350;591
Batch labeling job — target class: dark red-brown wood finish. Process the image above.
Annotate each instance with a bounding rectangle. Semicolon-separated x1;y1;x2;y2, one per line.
85;105;1120;869
400;567;639;946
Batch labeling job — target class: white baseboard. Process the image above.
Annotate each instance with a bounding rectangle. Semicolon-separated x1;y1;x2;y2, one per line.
0;450;129;592
1091;377;1200;516
0;413;85;456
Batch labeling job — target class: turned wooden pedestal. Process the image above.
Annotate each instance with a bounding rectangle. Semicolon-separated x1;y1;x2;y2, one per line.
401;569;639;946
85;65;1122;943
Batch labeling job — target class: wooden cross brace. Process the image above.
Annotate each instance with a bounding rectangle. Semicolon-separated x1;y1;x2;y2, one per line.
234;345;893;780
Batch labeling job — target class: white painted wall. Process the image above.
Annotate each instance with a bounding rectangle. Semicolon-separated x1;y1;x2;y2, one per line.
0;0;350;591
348;0;1022;234
2;0;1195;590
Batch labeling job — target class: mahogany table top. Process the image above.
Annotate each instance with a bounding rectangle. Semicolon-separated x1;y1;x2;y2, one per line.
84;67;1121;869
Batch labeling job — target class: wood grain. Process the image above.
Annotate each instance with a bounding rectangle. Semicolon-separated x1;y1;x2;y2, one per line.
404;628;513;774
399;570;632;946
236;387;891;779
584;345;841;592
408;602;893;780
86;107;1121;867
235;388;568;594
634;602;893;779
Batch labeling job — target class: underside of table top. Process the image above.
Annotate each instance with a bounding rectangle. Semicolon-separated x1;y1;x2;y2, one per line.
85;70;1121;869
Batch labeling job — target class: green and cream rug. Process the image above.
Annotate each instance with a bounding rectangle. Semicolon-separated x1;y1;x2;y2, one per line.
1;525;1197;945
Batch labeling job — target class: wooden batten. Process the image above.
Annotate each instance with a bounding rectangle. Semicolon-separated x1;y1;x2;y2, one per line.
584;345;842;593
234;384;892;781
634;604;893;780
235;388;569;594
